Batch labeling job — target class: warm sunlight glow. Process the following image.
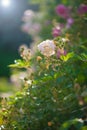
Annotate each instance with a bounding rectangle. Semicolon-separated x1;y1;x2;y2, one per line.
1;0;10;7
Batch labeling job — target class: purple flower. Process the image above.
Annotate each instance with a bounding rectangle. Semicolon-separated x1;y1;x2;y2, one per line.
55;4;69;19
67;18;74;25
66;17;74;28
52;26;61;37
78;4;87;15
57;48;67;58
52;24;64;37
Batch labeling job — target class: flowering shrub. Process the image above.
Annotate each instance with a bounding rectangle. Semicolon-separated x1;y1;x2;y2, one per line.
0;0;87;130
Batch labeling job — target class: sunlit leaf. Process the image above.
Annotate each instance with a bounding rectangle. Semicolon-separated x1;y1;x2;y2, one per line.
60;52;74;61
8;59;30;68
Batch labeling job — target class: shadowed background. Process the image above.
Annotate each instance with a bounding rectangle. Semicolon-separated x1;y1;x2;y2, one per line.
0;0;35;77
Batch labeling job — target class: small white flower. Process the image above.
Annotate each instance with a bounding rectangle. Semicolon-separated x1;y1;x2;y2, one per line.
62;38;66;42
26;80;32;85
19;108;24;114
76;118;83;123
24;10;35;17
38;40;56;57
0;125;4;129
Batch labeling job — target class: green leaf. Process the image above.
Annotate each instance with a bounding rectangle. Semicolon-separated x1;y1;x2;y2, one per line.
8;59;30;68
80;45;87;51
60;119;83;130
77;53;87;61
60;52;74;62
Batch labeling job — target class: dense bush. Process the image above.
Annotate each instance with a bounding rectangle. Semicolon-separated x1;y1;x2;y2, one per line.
0;0;87;130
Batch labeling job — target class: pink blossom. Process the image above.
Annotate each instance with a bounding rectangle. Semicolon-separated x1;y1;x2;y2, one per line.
78;4;87;15
52;24;64;37
57;48;67;58
55;4;69;19
66;17;74;28
21;23;30;33
52;26;61;37
22;10;35;22
38;40;56;57
33;23;41;33
67;18;74;25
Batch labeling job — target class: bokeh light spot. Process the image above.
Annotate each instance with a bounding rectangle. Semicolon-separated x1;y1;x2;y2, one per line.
1;0;10;7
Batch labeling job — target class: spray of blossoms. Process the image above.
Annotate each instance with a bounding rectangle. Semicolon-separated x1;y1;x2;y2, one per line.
21;10;41;36
37;38;67;59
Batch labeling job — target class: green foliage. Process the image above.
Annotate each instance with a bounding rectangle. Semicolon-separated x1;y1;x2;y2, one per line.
9;59;30;69
0;78;16;93
60;52;75;61
0;0;87;130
